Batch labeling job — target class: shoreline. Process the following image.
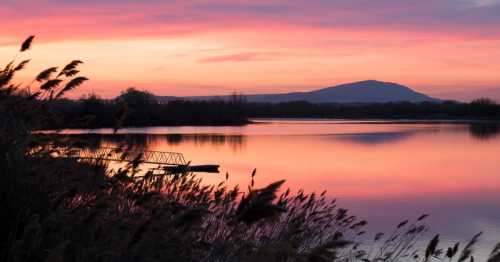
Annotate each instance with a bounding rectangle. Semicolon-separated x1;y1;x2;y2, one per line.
39;117;500;131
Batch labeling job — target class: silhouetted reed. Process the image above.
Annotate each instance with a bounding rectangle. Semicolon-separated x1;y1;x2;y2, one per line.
1;36;499;262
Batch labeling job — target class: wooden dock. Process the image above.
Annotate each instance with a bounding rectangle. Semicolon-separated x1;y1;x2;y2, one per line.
59;147;219;173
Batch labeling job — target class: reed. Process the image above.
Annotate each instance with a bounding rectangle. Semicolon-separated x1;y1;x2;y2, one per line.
1;36;499;262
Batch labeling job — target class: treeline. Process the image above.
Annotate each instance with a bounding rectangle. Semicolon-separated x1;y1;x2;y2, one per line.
48;88;248;128
49;90;500;129
245;98;500;119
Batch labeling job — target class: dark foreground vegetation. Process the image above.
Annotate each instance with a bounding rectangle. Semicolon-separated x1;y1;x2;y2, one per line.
2;37;500;262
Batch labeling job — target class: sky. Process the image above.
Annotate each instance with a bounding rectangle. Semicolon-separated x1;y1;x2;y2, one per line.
1;0;500;100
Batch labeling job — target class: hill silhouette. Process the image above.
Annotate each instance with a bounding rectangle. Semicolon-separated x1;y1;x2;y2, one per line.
158;80;440;104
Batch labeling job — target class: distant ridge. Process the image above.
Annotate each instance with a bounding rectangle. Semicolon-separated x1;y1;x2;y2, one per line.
157;80;441;104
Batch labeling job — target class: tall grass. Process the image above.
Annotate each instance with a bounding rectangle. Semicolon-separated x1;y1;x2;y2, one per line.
1;36;499;262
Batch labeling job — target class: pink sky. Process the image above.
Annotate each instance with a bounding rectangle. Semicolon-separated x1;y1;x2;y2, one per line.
1;0;500;100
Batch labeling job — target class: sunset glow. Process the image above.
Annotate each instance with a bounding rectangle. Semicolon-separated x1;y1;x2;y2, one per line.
1;0;500;99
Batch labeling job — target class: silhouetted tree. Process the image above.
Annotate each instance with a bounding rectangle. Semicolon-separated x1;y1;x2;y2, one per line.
469;98;498;116
116;88;157;126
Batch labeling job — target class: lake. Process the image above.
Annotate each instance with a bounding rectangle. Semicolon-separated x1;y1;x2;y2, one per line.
55;119;500;255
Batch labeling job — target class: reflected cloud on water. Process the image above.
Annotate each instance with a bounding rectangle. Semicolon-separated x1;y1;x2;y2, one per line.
330;123;500;145
332;131;424;145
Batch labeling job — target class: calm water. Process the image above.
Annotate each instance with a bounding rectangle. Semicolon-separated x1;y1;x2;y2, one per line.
56;119;500;254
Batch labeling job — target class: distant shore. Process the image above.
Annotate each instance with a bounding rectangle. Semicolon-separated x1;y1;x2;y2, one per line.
42;88;500;129
36;118;500;135
250;117;500;124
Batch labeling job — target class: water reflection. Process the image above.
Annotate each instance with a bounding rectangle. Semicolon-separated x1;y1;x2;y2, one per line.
333;123;500;144
164;134;246;151
49;120;500;252
64;133;247;152
61;123;500;149
333;130;427;145
468;123;500;140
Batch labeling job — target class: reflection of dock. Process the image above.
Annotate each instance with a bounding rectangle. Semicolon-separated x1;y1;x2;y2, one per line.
63;147;219;173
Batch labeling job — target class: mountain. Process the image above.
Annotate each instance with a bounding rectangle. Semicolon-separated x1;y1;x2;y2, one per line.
157;80;440;104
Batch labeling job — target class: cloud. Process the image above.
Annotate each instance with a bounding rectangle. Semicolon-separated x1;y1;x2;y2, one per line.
1;0;500;42
460;0;500;7
1;0;499;98
199;52;281;63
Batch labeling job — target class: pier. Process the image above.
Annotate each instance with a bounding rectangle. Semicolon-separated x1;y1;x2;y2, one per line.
61;147;219;173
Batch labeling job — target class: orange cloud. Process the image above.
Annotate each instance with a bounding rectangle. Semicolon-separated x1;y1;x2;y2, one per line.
199;52;282;63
